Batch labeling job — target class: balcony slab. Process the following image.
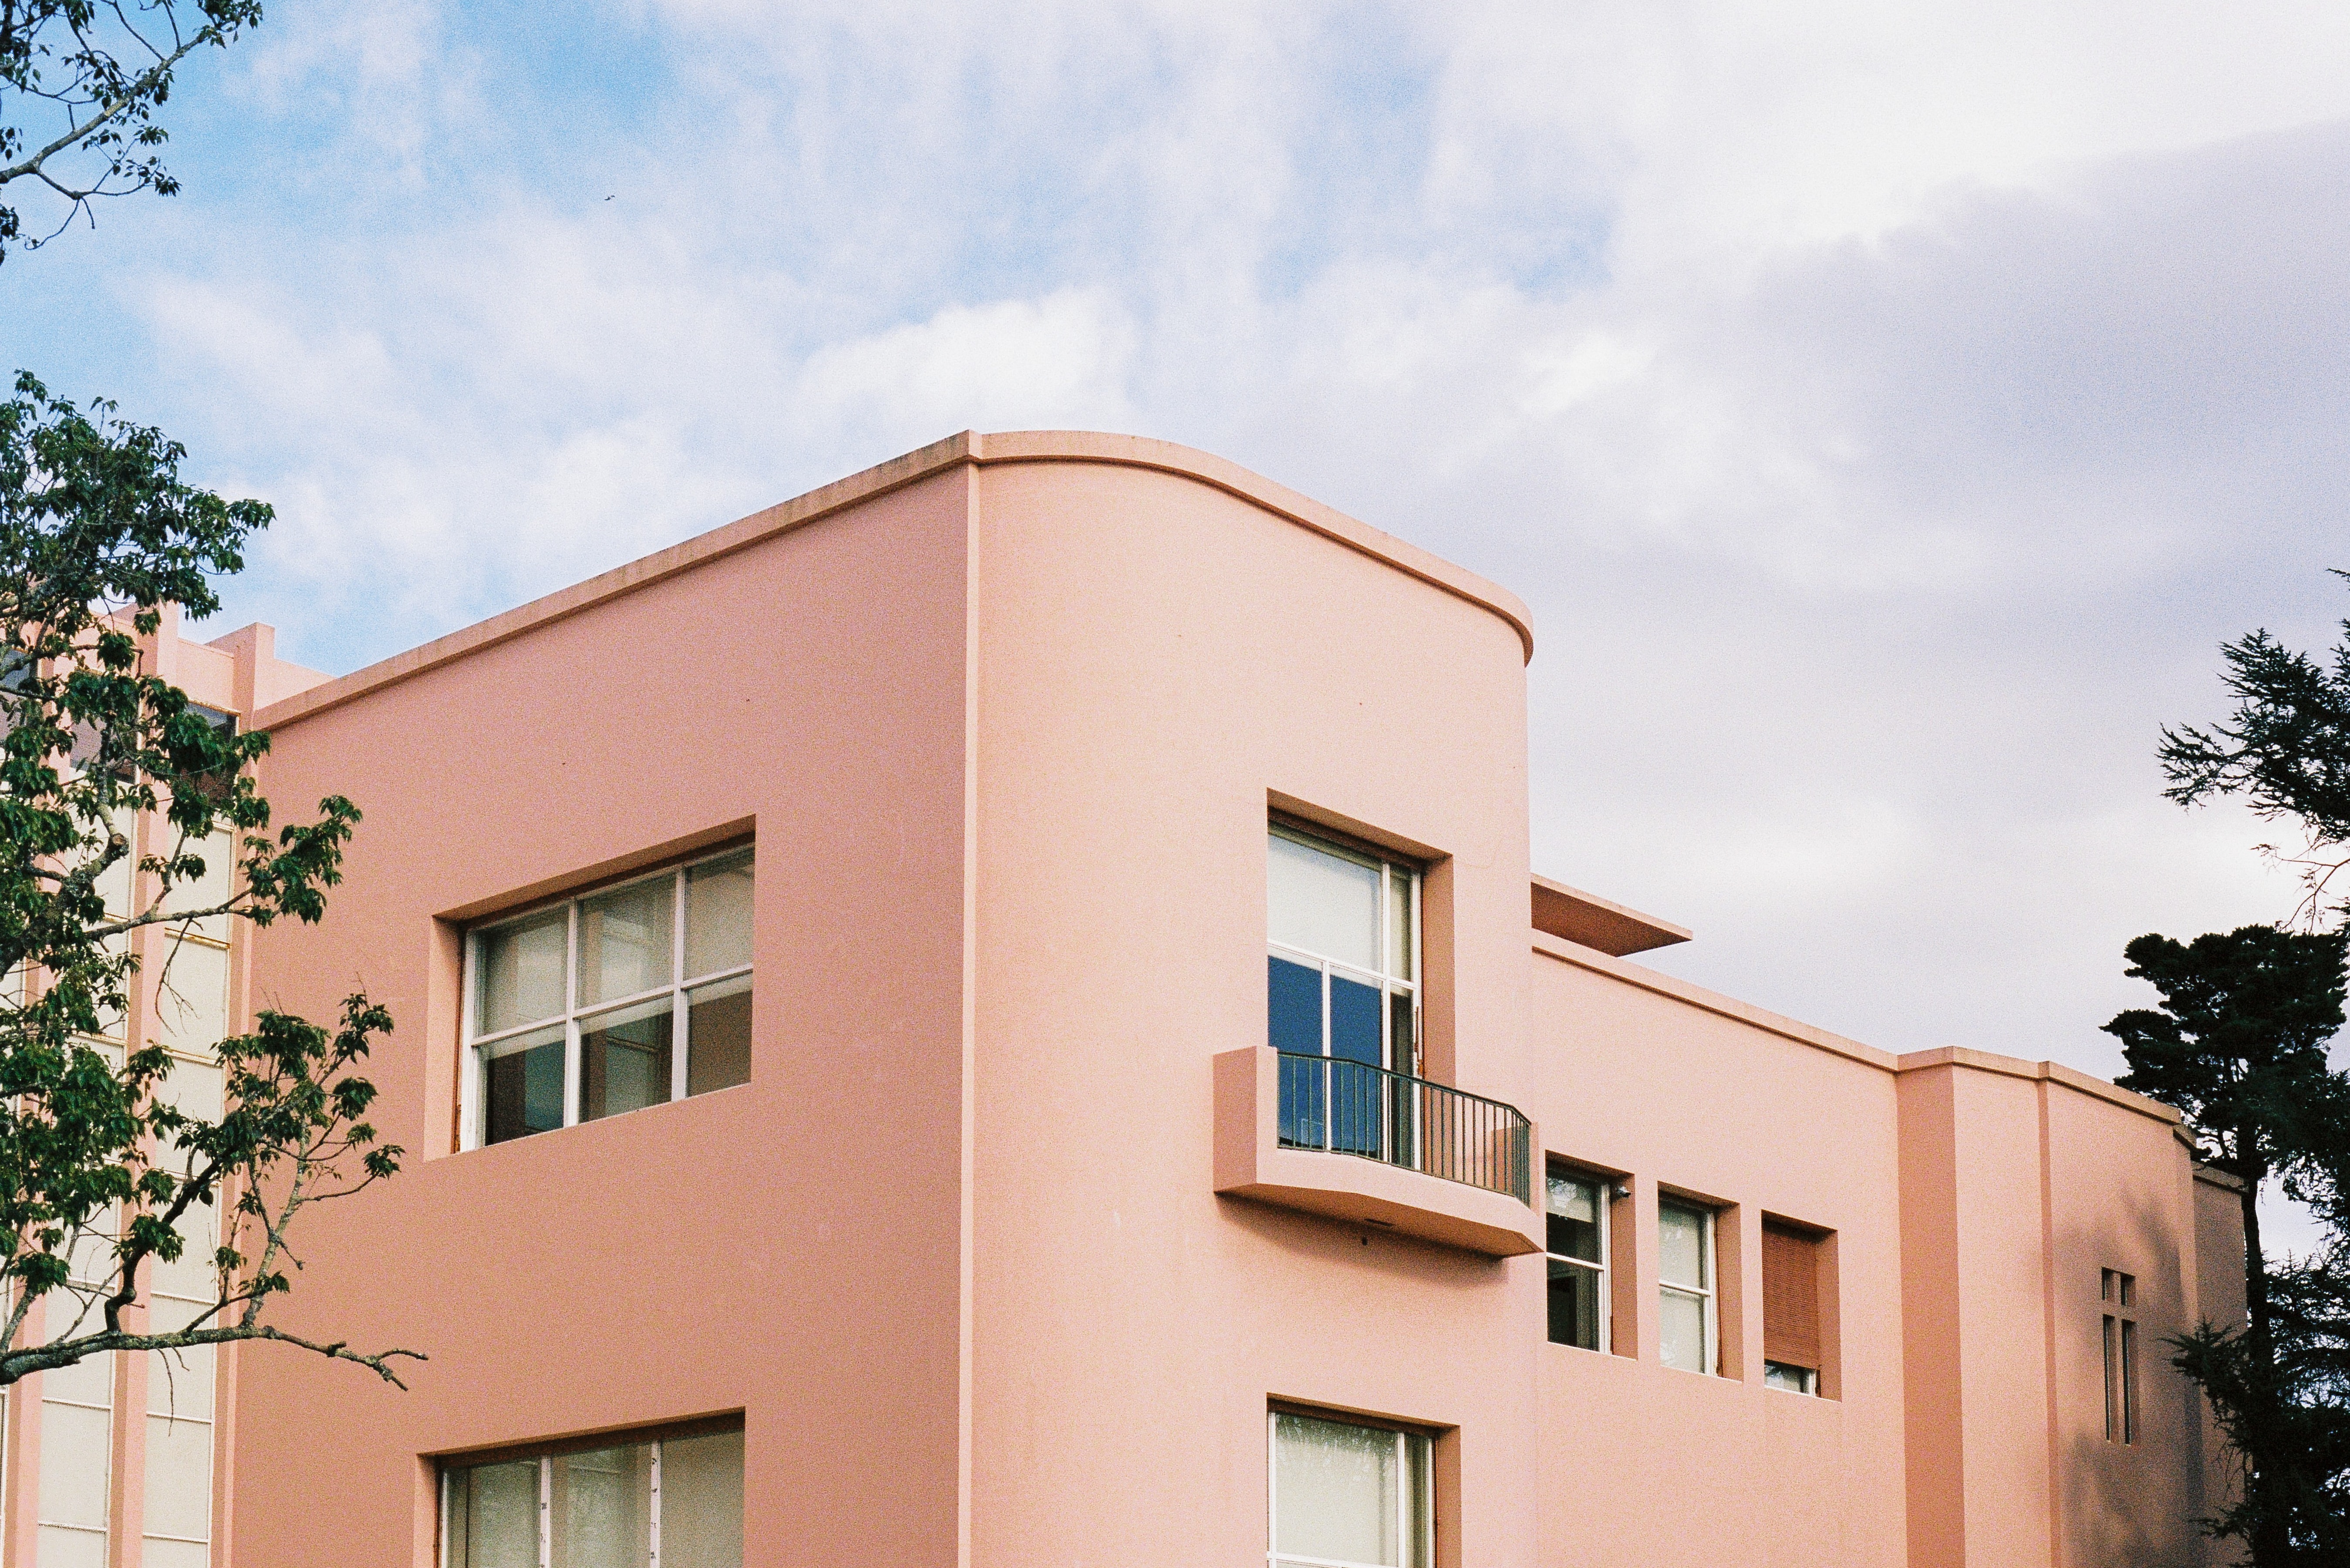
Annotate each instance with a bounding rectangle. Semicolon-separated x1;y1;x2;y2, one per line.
1212;1046;1543;1257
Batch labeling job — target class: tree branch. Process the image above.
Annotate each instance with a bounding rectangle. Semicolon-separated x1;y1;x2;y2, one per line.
0;29;207;189
2;1317;425;1390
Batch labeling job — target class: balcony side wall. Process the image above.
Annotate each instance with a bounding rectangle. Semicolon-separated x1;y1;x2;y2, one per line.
228;471;975;1566
964;458;1540;1568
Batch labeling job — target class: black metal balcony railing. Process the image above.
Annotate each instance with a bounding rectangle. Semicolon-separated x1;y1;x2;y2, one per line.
1275;1050;1531;1204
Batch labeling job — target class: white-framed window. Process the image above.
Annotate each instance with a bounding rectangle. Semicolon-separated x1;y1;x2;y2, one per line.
1545;1168;1608;1352
1658;1200;1717;1376
1267;824;1419;1077
1268;1410;1431;1568
461;846;753;1150
442;1424;743;1568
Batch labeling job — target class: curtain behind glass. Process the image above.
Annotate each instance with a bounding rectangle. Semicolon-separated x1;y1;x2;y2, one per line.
453;1461;538;1568
1269;834;1380;969
1273;1413;1409;1568
661;1431;745;1568
553;1446;651;1567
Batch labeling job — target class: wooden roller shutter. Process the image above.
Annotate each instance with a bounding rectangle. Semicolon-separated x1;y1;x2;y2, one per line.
1762;1222;1822;1370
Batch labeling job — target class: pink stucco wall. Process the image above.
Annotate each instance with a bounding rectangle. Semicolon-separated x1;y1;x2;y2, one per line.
215;432;2231;1567
235;467;975;1566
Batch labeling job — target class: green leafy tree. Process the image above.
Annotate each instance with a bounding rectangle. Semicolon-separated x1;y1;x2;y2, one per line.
2135;574;2350;1561
0;371;417;1388
2106;925;2350;1561
0;0;262;259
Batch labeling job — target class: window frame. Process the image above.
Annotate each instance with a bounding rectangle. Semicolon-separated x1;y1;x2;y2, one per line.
1657;1198;1718;1377
1265;1407;1433;1568
1266;821;1421;1079
437;1416;744;1568
1543;1163;1610;1354
459;844;753;1151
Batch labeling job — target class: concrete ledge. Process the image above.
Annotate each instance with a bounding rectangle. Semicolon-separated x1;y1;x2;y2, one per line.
1212;1047;1543;1258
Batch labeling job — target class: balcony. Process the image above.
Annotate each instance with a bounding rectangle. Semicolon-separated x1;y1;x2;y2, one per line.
1214;1048;1543;1257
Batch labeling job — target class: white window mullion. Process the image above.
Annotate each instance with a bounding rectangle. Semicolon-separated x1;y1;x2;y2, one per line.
671;869;690;1102
1703;1211;1718;1375
460;936;481;1150
561;905;581;1129
1394;1431;1407;1562
650;1437;665;1568
538;1455;553;1568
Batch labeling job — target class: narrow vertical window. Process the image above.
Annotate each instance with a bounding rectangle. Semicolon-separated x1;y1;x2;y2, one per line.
1268;1410;1430;1568
1658;1201;1716;1376
2102;1269;2139;1445
463;846;754;1149
1544;1168;1607;1351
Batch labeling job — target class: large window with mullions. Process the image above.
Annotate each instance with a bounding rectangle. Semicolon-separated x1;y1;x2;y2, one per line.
462;846;753;1148
1267;824;1419;1075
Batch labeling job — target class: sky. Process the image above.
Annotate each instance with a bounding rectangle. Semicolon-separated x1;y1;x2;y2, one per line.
7;1;2350;1240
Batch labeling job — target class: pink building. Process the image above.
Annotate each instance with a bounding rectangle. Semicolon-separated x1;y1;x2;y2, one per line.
3;434;2244;1566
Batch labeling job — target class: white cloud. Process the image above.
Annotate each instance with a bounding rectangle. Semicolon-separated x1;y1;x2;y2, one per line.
57;0;2350;1117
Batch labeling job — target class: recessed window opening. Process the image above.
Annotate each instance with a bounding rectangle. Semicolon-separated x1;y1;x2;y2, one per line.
463;846;753;1149
1658;1201;1717;1376
1268;1410;1431;1568
2103;1269;2138;1444
442;1423;743;1568
1762;1220;1826;1396
1545;1167;1608;1352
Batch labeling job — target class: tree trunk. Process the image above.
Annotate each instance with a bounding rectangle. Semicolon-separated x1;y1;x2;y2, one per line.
2239;1162;2287;1564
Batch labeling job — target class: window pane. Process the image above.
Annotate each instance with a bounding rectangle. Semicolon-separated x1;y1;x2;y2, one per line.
1386;871;1412;980
1545;1174;1601;1262
1660;1288;1709;1373
485;1026;566;1144
1659;1204;1708;1289
456;1460;540;1568
579;998;674;1123
1273;1413;1402;1567
478;911;567;1034
143;1411;214;1540
38;1401;111;1529
686;975;752;1096
1269;834;1380;971
34;1528;107;1568
661;1431;745;1568
153;937;229;1057
685;850;755;979
1547;1259;1601;1350
1269;956;1322;1056
145;1302;216;1420
1277;1047;1326;1150
555;1444;650;1568
580;877;674;1006
141;1541;209;1568
1764;1362;1817;1394
1329;974;1382;1065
